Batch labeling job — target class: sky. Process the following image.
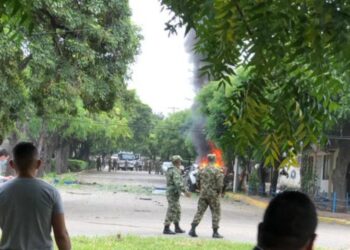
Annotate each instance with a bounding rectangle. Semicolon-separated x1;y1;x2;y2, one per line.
128;0;195;115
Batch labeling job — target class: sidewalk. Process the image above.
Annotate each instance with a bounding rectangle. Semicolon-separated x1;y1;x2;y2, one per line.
226;192;350;226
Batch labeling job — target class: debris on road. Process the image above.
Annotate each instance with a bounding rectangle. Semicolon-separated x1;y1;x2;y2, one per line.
139;197;152;201
152;186;166;195
67;191;92;195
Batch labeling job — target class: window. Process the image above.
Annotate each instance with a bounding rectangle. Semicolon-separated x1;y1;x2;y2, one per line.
322;155;331;180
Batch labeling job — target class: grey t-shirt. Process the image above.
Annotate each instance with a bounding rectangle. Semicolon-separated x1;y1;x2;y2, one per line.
0;178;64;250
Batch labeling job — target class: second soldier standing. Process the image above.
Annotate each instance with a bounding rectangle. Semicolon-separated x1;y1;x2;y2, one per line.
163;155;190;235
189;154;224;238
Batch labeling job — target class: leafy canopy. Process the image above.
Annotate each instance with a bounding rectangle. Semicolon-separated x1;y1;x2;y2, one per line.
0;0;140;142
161;0;350;166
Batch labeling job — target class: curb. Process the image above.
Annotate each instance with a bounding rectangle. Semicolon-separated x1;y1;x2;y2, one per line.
227;193;267;209
226;193;350;226
318;216;350;226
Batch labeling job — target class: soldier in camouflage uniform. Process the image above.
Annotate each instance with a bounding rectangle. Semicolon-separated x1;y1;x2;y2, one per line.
155;159;161;175
163;155;190;235
189;154;224;239
96;156;102;171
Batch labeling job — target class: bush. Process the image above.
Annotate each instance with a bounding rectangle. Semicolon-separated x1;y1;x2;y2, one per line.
68;159;88;172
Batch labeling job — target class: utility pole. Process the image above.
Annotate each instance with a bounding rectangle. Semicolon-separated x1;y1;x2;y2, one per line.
168;107;180;113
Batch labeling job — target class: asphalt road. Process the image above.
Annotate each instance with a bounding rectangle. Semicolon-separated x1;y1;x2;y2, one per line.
60;170;350;250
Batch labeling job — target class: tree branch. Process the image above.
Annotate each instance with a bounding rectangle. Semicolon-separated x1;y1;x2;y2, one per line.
232;1;253;37
19;54;33;71
39;8;70;32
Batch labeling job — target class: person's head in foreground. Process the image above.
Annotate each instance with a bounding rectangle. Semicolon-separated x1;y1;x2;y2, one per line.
0;148;9;159
171;155;182;167
256;191;317;250
0;148;9;167
9;142;41;177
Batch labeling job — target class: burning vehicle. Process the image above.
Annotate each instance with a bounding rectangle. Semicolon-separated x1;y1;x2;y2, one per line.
185;142;226;192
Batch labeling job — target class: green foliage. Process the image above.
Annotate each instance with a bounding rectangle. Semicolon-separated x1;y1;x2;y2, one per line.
68;235;253;250
68;159;88;172
44;172;78;185
0;0;141;143
155;110;196;161
0;32;29;142
0;0;34;37
117;90;156;155
161;0;350;167
300;154;318;196
94;184;153;195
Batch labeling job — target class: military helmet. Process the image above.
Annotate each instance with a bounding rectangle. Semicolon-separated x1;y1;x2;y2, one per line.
171;155;183;163
207;154;216;163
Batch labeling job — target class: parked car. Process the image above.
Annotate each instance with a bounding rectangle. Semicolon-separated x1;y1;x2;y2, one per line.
112;152;137;171
184;164;199;192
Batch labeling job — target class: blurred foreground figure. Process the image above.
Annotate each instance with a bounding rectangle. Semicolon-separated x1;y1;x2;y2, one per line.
0;142;71;250
189;154;224;239
254;191;317;250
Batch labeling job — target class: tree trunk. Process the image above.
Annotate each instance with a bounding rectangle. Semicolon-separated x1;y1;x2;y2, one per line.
258;163;266;196
332;141;350;211
238;168;247;192
55;139;70;174
5;132;18;176
41;137;57;174
237;157;249;192
270;168;279;195
330;122;350;212
78;142;91;161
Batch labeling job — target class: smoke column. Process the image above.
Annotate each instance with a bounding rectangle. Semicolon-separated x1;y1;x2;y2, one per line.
185;30;210;160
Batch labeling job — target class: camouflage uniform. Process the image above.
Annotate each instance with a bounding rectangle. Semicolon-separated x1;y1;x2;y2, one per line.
96;157;102;171
155;160;161;175
191;164;224;229
164;163;186;226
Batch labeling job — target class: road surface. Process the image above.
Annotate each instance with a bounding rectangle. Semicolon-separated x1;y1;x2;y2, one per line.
60;170;350;250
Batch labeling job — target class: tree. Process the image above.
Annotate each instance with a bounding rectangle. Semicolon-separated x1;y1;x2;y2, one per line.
0;32;30;144
0;0;34;37
0;0;140;123
0;0;141;174
16;98;132;173
197;70;264;191
118;90;155;155
155;110;196;162
160;0;349;167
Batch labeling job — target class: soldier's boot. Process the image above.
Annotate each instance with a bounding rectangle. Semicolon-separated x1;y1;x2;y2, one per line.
188;224;198;237
163;225;176;235
174;222;185;233
212;228;223;239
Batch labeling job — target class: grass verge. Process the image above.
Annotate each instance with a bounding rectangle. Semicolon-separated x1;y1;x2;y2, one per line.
66;235;253;250
44;173;153;194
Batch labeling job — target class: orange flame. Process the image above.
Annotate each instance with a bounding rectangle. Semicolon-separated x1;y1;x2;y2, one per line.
199;142;224;168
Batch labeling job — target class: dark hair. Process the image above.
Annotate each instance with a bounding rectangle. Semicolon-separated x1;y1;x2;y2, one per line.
12;142;39;171
0;148;8;157
258;191;317;250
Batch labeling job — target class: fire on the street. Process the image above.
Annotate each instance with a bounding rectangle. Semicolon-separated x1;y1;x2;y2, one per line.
199;142;224;168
